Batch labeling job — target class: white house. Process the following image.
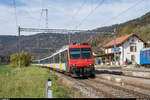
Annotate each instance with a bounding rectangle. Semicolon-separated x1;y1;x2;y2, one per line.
103;33;147;65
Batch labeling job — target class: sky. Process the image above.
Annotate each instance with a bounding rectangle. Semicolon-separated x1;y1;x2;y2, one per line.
0;0;150;35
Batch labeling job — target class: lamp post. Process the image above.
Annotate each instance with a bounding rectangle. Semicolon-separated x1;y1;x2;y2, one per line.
113;28;116;65
18;26;21;69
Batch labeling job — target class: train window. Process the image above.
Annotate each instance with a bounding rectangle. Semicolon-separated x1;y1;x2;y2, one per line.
81;48;92;59
61;52;64;63
70;48;80;59
53;56;55;63
51;58;53;63
55;55;57;63
36;61;39;64
41;60;44;64
45;58;49;64
58;54;59;63
49;58;52;63
55;54;59;63
49;58;51;63
65;51;68;62
69;48;92;59
61;50;67;63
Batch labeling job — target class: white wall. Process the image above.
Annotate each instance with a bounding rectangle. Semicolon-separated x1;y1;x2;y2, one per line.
121;36;144;65
105;48;113;54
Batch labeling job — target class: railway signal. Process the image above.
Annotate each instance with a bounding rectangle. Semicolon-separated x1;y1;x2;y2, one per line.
113;28;117;65
46;78;52;98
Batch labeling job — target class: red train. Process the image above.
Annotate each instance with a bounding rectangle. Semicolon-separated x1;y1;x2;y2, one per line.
33;43;95;77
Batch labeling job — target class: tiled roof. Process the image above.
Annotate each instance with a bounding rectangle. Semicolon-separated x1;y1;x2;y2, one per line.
103;33;146;48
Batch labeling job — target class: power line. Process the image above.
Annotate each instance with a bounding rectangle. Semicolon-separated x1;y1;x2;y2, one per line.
70;0;87;24
68;0;87;44
39;0;44;28
39;9;44;28
25;5;41;21
101;0;143;27
74;0;86;17
75;0;104;29
42;8;48;28
12;0;18;28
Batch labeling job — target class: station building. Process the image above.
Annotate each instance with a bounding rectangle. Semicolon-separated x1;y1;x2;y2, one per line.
96;33;147;65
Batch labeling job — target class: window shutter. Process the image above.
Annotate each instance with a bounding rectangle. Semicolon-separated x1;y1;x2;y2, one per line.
107;49;108;54
130;46;132;52
135;46;136;52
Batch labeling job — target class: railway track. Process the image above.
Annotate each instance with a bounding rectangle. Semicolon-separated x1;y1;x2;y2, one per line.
49;67;115;98
76;79;116;98
96;73;150;90
96;75;150;95
122;69;150;73
43;66;150;98
123;74;150;80
96;69;150;80
88;78;150;98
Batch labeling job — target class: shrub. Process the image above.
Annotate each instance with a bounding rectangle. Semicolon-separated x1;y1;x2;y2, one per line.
10;52;34;67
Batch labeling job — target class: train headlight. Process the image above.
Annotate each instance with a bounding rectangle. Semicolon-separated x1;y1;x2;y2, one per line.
89;64;93;67
72;64;76;67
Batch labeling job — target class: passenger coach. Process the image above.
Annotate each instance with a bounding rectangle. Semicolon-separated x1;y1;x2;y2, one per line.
33;43;95;77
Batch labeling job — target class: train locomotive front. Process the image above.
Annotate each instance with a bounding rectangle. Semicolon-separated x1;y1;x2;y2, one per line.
68;45;95;77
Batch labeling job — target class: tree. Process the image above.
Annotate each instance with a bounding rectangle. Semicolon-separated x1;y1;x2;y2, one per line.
10;52;34;67
121;25;132;35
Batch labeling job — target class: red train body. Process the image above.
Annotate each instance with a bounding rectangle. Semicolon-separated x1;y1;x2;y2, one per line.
68;45;95;77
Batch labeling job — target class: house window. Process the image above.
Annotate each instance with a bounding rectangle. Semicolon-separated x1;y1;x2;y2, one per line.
130;46;136;52
131;39;135;42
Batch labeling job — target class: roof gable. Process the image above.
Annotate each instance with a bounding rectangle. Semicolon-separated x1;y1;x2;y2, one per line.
103;33;147;48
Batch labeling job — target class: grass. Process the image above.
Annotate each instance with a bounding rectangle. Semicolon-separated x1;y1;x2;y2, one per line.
0;66;72;98
0;65;13;74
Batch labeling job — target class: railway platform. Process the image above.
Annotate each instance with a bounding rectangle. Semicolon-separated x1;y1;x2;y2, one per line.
95;65;150;79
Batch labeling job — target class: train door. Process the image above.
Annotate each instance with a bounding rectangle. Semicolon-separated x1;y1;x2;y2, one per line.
65;50;69;72
59;53;62;71
53;56;55;69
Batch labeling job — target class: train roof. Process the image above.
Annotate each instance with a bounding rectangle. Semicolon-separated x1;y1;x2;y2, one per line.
69;45;91;48
35;44;91;61
37;45;69;61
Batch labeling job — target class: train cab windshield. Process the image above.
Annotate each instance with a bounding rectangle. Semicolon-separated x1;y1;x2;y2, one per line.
70;48;92;59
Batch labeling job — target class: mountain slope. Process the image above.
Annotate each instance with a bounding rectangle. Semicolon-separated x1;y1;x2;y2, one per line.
0;32;104;59
89;11;150;47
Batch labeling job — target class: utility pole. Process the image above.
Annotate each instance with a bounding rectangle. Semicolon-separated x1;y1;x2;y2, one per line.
42;8;48;28
36;34;40;60
114;28;116;65
68;32;70;44
18;26;21;69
